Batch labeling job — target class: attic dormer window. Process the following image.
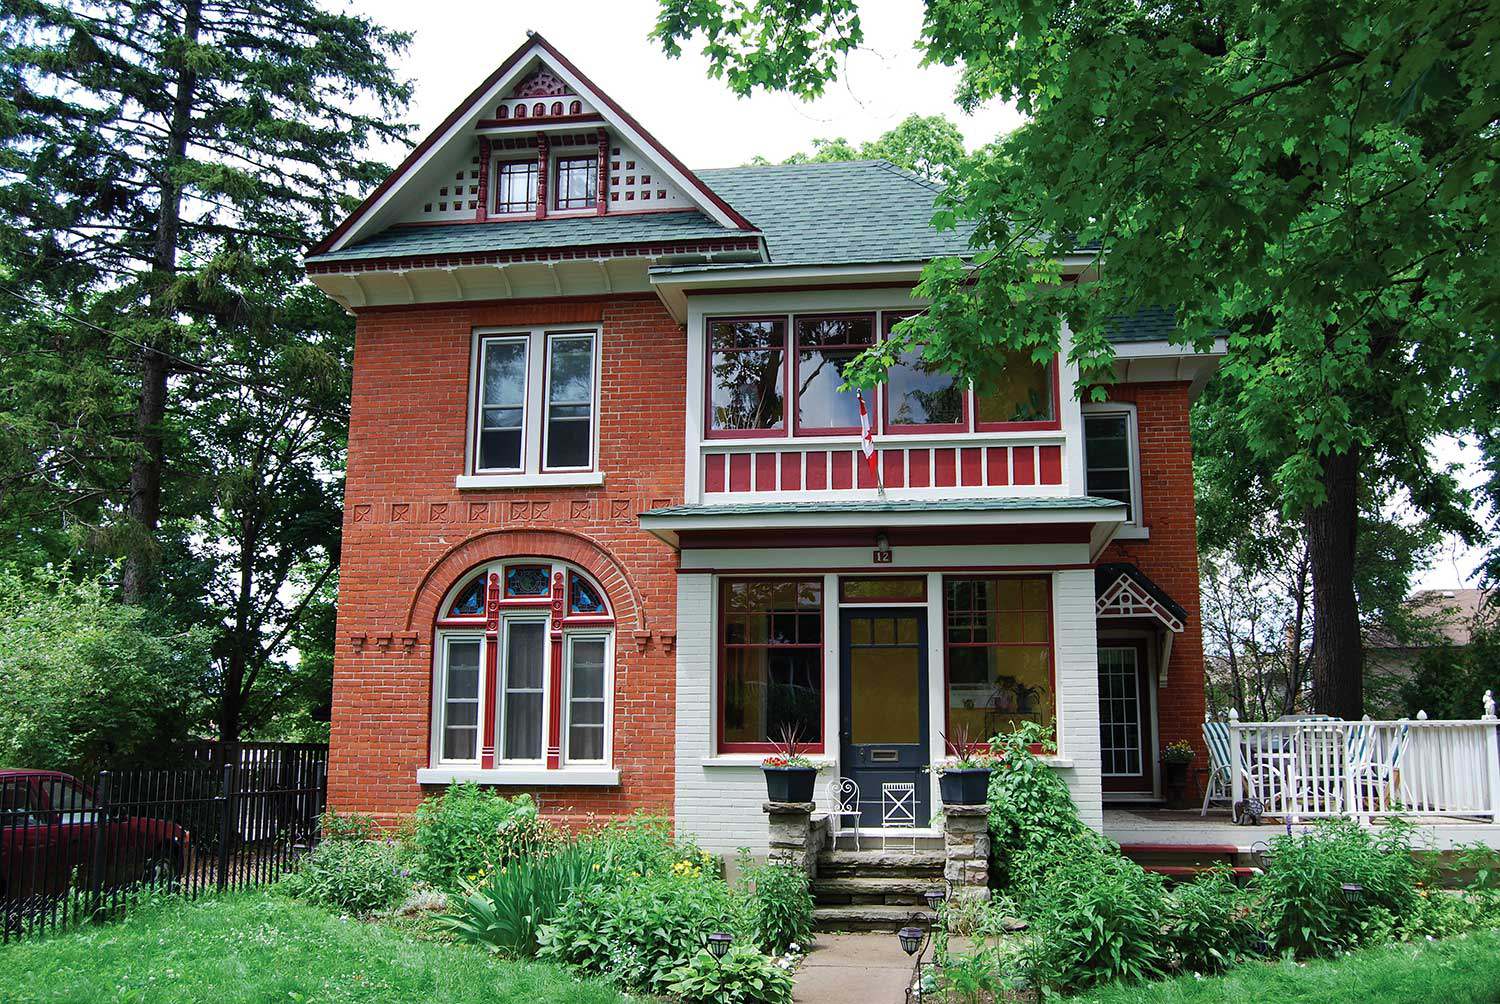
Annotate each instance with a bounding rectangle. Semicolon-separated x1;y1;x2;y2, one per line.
496;160;538;215
555;155;597;210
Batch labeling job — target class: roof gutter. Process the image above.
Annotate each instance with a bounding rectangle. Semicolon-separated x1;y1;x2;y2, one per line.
649;261;930;322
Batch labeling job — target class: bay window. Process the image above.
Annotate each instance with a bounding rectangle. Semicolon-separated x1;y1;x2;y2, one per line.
432;560;614;770
943;576;1055;743
469;327;599;479
719;578;823;751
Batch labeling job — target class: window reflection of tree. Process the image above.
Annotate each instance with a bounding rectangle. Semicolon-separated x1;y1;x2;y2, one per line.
890;349;963;425
710;319;785;430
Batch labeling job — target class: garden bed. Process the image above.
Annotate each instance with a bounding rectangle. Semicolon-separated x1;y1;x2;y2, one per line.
0;891;629;1004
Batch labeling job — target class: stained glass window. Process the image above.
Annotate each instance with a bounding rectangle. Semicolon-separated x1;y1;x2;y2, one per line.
569;572;607;615
447;576;486;617
505;565;551;598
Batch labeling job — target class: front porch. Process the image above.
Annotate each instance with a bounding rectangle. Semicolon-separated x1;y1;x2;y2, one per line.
1105;806;1500;853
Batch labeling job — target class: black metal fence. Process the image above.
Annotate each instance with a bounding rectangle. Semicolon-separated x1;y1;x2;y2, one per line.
1;744;327;941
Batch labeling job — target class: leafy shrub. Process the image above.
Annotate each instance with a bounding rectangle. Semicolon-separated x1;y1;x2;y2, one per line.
280;838;409;915
583;812;716;880
668;944;793;1004
1024;852;1168;992
1162;868;1263;973
411;784;559;888
740;856;813;954
437;841;600;957
1257;819;1420;958
936;946;1011;1004
319;809;377;843
539;870;743;996
985;722;1110;898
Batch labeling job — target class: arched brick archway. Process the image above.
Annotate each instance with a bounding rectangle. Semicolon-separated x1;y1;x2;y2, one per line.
404;526;647;634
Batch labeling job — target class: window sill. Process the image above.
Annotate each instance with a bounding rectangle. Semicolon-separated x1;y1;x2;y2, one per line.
455;471;605;490
1038;756;1075;769
416;766;620;786
700;755;835;769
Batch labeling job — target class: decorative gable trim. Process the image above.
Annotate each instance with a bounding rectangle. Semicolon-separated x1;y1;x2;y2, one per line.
310;32;754;257
1095;567;1185;633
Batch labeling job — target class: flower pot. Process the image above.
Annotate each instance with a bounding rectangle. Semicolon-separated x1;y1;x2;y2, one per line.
1162;760;1192;809
939;767;992;806
763;765;817;803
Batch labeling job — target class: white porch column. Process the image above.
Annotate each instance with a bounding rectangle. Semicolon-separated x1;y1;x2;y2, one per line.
1053;567;1103;829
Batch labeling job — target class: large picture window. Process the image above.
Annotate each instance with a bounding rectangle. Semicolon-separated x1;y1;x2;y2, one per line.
470;327;598;478
793;314;874;434
433;561;615;769
943;577;1054;744
719;578;823;751
707;318;785;436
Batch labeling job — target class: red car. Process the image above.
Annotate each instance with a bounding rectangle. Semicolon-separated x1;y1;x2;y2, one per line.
0;770;190;904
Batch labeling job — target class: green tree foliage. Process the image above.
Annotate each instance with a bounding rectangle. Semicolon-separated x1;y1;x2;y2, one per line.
655;1;1499;717
0;565;211;774
1398;622;1500;721
777;113;965;182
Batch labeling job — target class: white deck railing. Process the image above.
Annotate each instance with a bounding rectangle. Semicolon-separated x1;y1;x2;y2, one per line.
1227;697;1500;823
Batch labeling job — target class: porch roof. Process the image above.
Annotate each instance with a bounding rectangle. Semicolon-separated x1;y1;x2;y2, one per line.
639;496;1127;553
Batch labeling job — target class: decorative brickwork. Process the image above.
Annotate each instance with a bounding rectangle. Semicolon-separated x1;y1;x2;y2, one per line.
331;293;685;826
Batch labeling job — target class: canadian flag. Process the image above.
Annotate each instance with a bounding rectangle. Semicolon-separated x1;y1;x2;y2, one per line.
856;392;880;485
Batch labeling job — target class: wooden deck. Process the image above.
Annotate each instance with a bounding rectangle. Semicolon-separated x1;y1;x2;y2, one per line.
1103;807;1500;852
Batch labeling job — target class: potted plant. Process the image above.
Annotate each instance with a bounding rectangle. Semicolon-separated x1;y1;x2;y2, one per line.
1161;740;1195;809
761;726;818;803
935;728;994;806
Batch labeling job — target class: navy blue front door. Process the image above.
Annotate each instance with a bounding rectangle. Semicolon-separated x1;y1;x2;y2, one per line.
839;608;930;827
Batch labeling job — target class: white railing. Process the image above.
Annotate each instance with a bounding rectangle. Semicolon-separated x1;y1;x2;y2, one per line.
1226;694;1500;824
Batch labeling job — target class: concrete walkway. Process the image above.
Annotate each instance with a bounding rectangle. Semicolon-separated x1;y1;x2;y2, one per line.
793;933;913;1004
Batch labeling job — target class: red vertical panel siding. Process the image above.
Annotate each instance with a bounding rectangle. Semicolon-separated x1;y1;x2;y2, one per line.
882;449;905;488
856;450;878;488
780;451;802;491
1014;446;1035;485
728;453;751;492
1038;444;1062;485
960;447;983;486
985;447;1009;486
805;451;828;490
908;449;931;488
754;452;776;491
934;448;957;487
704;453;726;493
831;451;853;489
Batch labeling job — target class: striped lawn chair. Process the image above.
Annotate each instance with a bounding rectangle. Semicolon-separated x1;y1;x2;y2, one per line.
1201;719;1237;816
1350;720;1412;813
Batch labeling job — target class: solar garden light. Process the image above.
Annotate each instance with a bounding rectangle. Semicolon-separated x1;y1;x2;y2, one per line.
898;925;924;956
707;931;733;961
1341;883;1365;905
923;887;946;912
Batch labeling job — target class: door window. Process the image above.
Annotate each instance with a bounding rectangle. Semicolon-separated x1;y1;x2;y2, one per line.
1099;647;1144;776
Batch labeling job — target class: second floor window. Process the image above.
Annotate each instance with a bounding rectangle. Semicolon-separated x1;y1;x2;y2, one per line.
472;328;598;476
1083;408;1139;523
554;155;598;210
708;318;785;435
975;349;1055;428
495;160;538;214
794;315;874;434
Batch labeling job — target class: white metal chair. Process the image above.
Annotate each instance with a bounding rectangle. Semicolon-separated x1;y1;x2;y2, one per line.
829;777;862;850
881;782;916;851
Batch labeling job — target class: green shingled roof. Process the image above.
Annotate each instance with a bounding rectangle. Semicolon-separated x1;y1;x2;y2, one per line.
305;210;743;265
694;160;975;266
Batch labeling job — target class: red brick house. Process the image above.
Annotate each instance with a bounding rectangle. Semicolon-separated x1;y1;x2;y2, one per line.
305;33;1222;848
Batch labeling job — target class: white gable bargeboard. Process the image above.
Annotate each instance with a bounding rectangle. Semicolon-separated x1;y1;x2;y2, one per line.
327;34;742;250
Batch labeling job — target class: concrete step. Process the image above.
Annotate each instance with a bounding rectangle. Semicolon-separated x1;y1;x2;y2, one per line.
811;875;942;906
816;850;945;879
814;904;935;933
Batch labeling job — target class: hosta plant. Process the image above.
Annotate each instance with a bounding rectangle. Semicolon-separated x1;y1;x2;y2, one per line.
667;944;794;1004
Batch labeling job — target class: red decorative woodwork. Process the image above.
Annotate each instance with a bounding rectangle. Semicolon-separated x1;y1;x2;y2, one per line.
547;571;565;769
476;137;491;222
1014;446;1036;485
986;447;1009;486
754;452;775;491
882;449;904;488
960;448;983;486
700;441;1066;494
481;572;501;769
597;130;609;216
535;135;549;220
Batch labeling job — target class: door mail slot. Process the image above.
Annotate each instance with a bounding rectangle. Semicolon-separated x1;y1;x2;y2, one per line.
869;749;899;762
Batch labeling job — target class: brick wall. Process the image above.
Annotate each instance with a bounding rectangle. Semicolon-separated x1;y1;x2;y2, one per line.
330;293;684;826
1098;381;1208;783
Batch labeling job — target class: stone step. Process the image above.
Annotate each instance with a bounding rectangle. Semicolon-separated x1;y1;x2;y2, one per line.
814;904;935;933
811;875;942;906
816;850;946;879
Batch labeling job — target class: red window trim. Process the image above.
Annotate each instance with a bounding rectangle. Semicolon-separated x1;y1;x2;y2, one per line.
790;312;876;438
704;315;791;441
879;312;969;436
972;355;1063;433
940;574;1057;752
493;157;539;216
717;576;826;754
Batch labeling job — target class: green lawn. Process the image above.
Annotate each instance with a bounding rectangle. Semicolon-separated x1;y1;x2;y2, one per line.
0;892;629;1004
1072;929;1500;1004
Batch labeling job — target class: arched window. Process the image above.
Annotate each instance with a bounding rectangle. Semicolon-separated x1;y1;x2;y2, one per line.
433;559;614;770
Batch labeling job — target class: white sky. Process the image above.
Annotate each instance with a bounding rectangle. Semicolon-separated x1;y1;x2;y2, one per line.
349;0;1490;592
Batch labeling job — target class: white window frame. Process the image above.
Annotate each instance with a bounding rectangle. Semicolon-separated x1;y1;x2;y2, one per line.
563;632;613;766
1098;645;1144;778
1081;402;1145;538
434;633;486;766
541;331;598;473
462;326;604;488
493;157;539;217
498;615;551;765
